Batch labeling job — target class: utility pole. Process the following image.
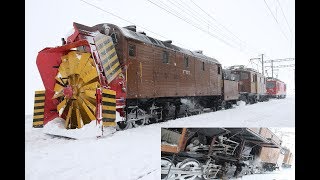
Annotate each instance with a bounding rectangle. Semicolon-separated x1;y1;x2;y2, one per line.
271;60;274;78
264;58;295;78
261;54;264;76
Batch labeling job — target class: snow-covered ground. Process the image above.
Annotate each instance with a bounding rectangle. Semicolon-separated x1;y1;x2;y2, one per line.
25;95;294;180
159;95;295;127
234;167;295;180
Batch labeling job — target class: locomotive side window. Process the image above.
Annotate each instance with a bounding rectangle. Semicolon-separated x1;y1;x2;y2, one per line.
202;62;205;71
218;66;221;74
251;74;256;82
184;56;189;68
128;44;136;57
163;51;169;64
240;72;248;80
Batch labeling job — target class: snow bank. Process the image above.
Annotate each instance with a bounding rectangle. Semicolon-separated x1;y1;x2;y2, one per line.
43;118;115;140
26;96;294;180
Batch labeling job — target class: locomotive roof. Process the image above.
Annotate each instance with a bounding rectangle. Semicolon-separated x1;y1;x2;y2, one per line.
116;25;220;64
266;77;285;83
229;67;265;76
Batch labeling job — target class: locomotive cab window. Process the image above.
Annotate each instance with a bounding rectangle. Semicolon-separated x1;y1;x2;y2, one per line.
184;56;189;68
163;51;169;64
128;44;136;57
202;62;205;71
110;32;118;45
218;66;221;74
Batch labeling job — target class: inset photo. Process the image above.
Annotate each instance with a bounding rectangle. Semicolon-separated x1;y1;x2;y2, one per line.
161;128;294;179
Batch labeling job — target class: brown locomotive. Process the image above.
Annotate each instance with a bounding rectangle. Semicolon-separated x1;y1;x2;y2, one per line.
228;65;268;104
93;23;241;129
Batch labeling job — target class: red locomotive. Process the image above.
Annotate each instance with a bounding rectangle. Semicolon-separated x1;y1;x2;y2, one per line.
266;77;286;99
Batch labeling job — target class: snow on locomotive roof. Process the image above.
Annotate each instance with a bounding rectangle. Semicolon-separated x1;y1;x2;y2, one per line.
118;25;220;64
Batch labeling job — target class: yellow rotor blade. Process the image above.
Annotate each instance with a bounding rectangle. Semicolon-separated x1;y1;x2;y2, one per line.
57;99;68;114
79;57;95;75
80;81;99;91
67;51;79;75
84;90;96;99
64;101;73;128
79;94;96;113
81;68;98;83
75;107;82;128
79;99;96;121
74;53;91;74
54;83;64;93
58;61;69;78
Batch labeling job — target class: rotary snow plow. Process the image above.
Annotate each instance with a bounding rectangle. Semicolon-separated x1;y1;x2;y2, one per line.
33;23;125;138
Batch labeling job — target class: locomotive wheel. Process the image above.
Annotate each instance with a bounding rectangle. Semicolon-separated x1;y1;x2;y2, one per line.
176;158;201;179
161;157;176;180
116;121;132;130
53;51;99;129
130;108;147;127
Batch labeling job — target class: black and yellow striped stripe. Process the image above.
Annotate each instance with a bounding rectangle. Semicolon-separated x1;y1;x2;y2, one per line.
94;34;121;83
101;89;116;127
33;90;45;128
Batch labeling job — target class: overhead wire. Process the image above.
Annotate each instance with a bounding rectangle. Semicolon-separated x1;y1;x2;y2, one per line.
169;0;244;48
79;0;188;48
147;0;238;49
263;0;289;41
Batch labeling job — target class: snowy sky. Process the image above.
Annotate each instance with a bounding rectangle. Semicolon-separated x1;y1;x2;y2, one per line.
25;0;295;115
270;127;295;156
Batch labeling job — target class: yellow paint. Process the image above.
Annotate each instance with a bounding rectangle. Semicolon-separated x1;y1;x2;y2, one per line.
103;121;116;127
35;90;45;94
75;53;91;74
64;101;73;128
33;121;44;126
80;81;99;91
79;58;94;75
57;99;67;111
103;55;118;69
108;68;121;82
102;97;116;103
81;95;96;112
34;102;45;107
76;108;82;128
105;61;120;76
67;51;78;74
95;36;110;46
107;48;116;57
102;113;116;119
58;61;69;77
102;89;116;95
34;96;45;100
97;42;114;59
33;109;44;113
54;83;64;93
140;62;142;79
102;106;116;111
84;90;96;99
33;114;44;119
80;101;96;120
82;68;98;83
